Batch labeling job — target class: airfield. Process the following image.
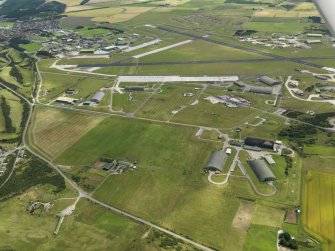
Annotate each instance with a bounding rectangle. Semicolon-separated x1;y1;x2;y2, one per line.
0;0;335;250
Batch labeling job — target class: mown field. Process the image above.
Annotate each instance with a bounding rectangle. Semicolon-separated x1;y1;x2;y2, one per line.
302;163;335;251
28;107;104;160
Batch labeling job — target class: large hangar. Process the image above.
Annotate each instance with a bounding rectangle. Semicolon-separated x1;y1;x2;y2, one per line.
314;0;335;36
247;159;276;182
204;151;228;172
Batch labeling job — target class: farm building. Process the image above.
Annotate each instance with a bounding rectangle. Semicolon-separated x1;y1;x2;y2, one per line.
305;39;321;45
259;76;281;86
244;137;275;150
55;97;78;105
243;145;262;152
247;159;276;182
307;33;323;38
264;155;276;165
204;151;228;172
249;86;273;95
91;91;105;103
102;161;117;171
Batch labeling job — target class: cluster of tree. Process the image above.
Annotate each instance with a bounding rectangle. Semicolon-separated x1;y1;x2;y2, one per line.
303;112;335;128
9;38;30;52
9;65;24;84
279;232;298;250
80;0;90;5
0;0;66;19
284;156;292;177
234;30;257;36
0;96;15;133
225;0;270;4
278;123;318;154
279;2;296;11
0;155;66;200
36;50;53;58
284;110;335;128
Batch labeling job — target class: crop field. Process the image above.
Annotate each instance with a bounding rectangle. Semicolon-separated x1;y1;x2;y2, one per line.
253;8;319;18
244;21;309;33
67;7;154;23
302;167;335;251
28;107;104;160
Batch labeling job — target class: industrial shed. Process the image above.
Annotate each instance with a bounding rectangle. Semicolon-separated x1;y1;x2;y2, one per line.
204;151;228;172
91;91;105;103
247;159;276;182
244;137;275;150
259;76;281;86
264;155;276;165
249;86;273;95
124;86;145;92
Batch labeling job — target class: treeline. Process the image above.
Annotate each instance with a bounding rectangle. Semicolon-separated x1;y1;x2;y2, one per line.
80;0;90;5
284;110;335;128
0;96;15;133
225;0;271;4
9;65;24;84
278;123;318;154
0;155;66;200
0;0;66;19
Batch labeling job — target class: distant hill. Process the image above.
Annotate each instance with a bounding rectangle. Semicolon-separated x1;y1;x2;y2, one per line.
0;0;66;19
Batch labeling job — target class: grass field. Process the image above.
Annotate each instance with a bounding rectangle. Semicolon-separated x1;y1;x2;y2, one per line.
95;60;322;76
244;21;308;33
39;72;112;102
251;204;285;228
302;166;335;251
0;183;195;250
28;107;104;160
243;224;278;251
19;43;42;52
52;115;258;250
140;40;268;62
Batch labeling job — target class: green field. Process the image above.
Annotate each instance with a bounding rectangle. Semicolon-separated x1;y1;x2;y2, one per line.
19;43;42;52
28;107;104;160
302;165;335;251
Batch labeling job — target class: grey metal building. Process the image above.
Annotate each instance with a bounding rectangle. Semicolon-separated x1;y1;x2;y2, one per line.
249;86;273;95
247;159;276;182
259;76;281;86
204;151;228;172
91;91;105;103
